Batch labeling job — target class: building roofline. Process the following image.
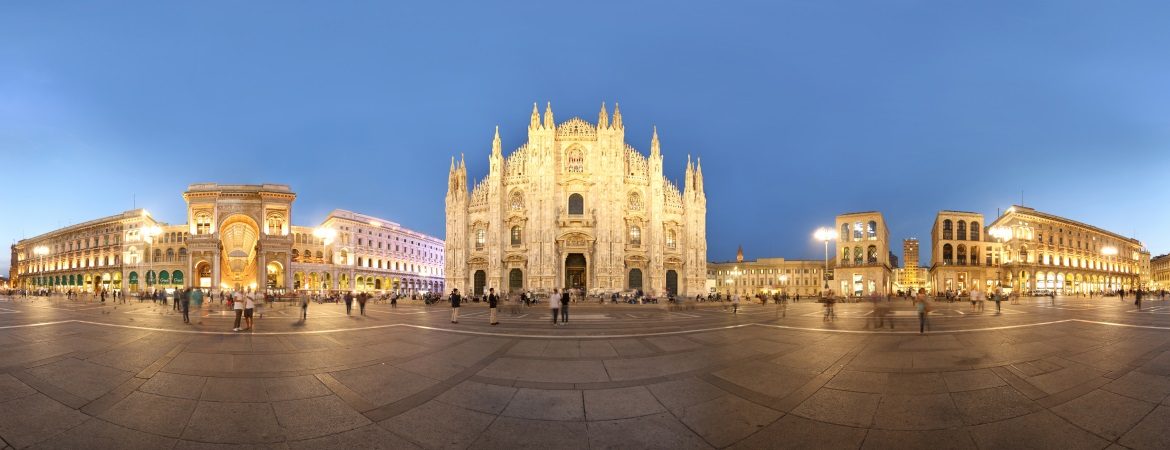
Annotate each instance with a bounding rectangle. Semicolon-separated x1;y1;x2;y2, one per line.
321;209;442;243
990;205;1142;245
15;209;152;245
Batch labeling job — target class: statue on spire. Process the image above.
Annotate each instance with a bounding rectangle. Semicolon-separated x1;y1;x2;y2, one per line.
736;245;744;263
650;126;660;157
598;102;609;129
612;102;623;129
529;103;540;129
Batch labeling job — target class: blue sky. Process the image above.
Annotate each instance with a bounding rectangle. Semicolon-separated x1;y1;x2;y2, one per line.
2;0;1169;275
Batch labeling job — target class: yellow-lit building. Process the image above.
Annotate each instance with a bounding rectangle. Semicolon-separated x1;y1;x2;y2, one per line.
708;247;826;296
929;211;1000;294
893;238;928;293
1151;254;1169;291
10;183;443;295
834;211;893;296
986;205;1144;294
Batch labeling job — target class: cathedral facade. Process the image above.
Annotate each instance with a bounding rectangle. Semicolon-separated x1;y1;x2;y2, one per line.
445;103;707;298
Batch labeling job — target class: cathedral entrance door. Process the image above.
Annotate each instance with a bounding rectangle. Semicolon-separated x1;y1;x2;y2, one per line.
666;270;678;296
565;253;587;291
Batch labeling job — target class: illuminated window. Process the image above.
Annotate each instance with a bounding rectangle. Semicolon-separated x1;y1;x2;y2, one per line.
630;226;642;245
666;230;677;249
475;228;486;250
510;226;522;245
194;213;211;235
853;222;863;241
867;221;877;240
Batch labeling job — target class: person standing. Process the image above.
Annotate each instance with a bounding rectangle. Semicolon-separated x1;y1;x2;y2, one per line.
344;291;354;315
487;288;499;325
1135;289;1143;311
390;294;397;309
243;291;256;331
358;292;368;316
732;294;740;314
232;291;245;331
449;289;462;323
560;289;570;324
300;293;309;320
550;289;561;325
180;288;191;324
993;287;1002;314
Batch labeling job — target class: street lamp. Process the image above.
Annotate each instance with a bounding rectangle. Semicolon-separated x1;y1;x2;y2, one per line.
779;274;789;297
813;227;838;291
33;245;49;293
142;225;162;295
313;226;337;294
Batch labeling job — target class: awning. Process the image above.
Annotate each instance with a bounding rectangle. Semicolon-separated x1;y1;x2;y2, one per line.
159;271;170;284
68;274;75;285
129;272;139;284
146;271;156;285
172;270;184;285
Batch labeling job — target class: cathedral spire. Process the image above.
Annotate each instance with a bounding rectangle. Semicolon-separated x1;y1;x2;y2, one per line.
598;102;609;129
695;156;705;193
612;102;623;129
684;154;694;193
529;102;540;129
736;245;744;263
543;102;554;129
450;156;456;173
492;125;501;156
650;126;660;158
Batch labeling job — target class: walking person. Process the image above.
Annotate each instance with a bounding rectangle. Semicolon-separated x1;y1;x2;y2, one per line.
232;291;245;331
390;294;397;309
449;288;462;323
1135;289;1143;311
487;288;499;325
300;292;309;320
993;287;1003;314
916;288;931;334
560;288;571;324
550;289;561;325
731;294;740;314
190;287;204;324
358;292;367;316
344;291;354;315
180;288;191;324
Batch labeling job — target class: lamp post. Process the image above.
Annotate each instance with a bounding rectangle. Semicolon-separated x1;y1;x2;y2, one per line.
142;224;162;296
313;227;337;295
813;228;838;292
33;245;49;294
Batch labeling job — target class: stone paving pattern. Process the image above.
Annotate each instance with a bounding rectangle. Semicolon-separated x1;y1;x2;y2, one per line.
1;295;1169;449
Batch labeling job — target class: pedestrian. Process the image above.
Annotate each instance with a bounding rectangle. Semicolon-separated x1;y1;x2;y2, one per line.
390;294;397;309
550;289;561;325
993;287;1002;314
449;288;462;323
1135;289;1143;311
344;291;354;315
358;292;367;316
232;291;245;332
242;291;256;331
180;288;190;324
560;288;570;324
100;289;106;304
916;288;931;334
732;294;740;314
190;287;204;323
970;287;985;313
488;287;499;325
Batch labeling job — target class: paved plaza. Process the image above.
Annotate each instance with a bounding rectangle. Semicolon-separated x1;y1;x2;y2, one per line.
0;295;1169;449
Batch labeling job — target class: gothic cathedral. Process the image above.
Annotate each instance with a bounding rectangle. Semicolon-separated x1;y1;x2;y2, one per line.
445;103;708;298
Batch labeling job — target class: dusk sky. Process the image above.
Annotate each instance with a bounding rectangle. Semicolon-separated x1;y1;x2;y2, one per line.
3;1;1169;275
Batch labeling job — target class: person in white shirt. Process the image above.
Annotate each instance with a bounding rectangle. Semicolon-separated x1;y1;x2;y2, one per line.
232;291;245;331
